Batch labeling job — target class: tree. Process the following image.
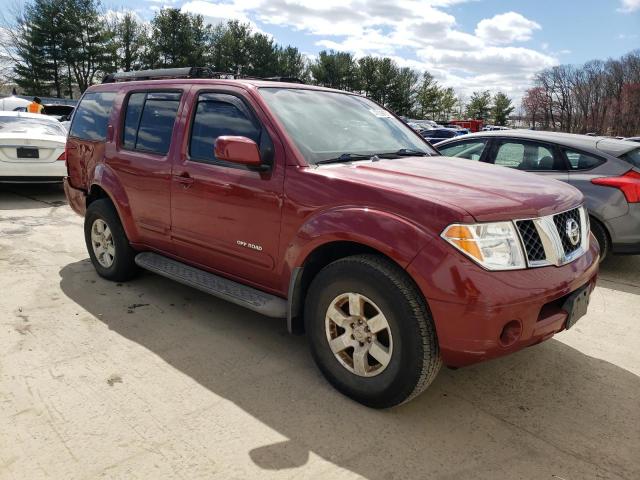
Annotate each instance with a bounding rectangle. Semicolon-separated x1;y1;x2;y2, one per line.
466;90;492;120
110;12;145;72
415;71;440;119
11;0;72;96
276;46;308;80
147;8;211;69
492;92;514;126
310;50;359;91
64;0;114;92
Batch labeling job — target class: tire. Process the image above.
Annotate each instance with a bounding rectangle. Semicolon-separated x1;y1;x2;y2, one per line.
590;217;609;262
84;198;139;282
304;254;442;408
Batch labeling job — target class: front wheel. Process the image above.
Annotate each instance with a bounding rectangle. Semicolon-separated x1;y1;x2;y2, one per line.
304;254;442;408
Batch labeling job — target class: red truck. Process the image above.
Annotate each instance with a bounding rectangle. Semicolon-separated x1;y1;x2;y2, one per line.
448;119;483;132
64;68;599;408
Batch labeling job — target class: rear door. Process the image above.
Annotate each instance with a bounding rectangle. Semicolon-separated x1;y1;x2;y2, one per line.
486;138;569;182
108;88;185;251
169;86;285;291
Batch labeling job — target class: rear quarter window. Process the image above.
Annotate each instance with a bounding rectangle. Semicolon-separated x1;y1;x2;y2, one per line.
620;148;640;168
69;92;116;141
563;149;605;170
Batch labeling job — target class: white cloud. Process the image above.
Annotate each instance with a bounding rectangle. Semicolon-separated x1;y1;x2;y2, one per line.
475;12;541;45
618;0;640;12
178;0;557;101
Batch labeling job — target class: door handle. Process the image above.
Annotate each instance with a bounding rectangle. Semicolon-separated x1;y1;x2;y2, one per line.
174;172;195;188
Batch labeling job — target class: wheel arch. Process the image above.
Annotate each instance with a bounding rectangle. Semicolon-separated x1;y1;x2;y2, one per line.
87;164;138;242
287;240;425;335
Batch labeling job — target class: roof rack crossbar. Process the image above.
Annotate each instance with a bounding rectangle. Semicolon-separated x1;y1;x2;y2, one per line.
102;67;305;84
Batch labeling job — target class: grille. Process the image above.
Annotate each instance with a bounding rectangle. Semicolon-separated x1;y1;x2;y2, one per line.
553;208;582;255
517;220;546;262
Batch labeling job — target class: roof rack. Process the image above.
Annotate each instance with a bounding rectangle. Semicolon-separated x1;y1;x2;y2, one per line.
102;67;305;84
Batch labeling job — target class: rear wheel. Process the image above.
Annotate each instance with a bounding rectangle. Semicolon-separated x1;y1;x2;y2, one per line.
84;199;139;281
304;254;441;408
590;217;609;262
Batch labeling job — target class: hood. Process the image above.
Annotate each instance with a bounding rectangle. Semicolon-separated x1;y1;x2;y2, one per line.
316;156;583;222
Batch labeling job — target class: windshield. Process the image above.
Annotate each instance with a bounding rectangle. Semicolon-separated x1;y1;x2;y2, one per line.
620;148;640;168
0;116;67;136
259;88;435;164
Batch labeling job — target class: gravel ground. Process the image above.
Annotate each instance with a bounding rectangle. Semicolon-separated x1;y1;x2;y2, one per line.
1;183;639;480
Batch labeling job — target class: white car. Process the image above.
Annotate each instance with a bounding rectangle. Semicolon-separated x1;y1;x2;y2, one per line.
0;111;68;182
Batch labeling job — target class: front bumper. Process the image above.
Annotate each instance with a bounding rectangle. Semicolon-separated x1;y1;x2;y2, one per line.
407;235;600;367
63;177;87;216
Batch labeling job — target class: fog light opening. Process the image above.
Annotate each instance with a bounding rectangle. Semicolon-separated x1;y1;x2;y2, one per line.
499;320;522;347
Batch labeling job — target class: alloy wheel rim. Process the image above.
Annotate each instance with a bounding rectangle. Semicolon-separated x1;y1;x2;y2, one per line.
325;292;393;377
91;219;115;268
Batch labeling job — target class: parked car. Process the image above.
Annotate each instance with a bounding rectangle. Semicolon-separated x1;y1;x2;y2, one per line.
0;111;68;182
13;103;75;121
0;95;31;111
437;130;640;260
444;125;470;135
420;127;461;144
482;125;510;131
64;68;598;408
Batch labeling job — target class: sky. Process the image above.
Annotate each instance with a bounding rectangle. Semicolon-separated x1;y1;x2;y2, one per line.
82;0;640;100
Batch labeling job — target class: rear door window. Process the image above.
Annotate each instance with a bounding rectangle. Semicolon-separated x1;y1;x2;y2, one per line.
438;140;487;161
494;141;564;170
69;92;116;141
122;91;182;155
189;93;261;165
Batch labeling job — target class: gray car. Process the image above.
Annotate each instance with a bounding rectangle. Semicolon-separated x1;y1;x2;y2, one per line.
436;130;640;260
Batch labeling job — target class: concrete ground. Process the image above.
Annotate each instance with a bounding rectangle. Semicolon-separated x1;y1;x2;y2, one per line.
1;183;639;480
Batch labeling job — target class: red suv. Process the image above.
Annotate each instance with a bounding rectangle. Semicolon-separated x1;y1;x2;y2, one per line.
64;68;599;408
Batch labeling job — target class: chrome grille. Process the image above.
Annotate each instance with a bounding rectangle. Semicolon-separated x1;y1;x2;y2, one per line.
516;206;588;267
516;220;546;262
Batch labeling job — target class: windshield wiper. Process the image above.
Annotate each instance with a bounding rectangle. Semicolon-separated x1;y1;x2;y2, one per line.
386;148;430;157
315;153;376;165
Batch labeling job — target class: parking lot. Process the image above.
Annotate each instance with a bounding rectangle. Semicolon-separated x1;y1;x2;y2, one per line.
1;183;639;480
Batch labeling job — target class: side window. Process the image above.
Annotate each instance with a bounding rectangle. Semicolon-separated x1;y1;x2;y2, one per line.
564;149;605;170
189;93;261;164
438;140;487;161
122;91;182;155
494;142;526;168
69;92;116;141
494;141;563;170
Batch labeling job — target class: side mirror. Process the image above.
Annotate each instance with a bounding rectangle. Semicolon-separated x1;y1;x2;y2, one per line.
214;136;262;167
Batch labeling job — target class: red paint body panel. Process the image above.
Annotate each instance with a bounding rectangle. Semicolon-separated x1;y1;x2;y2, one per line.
65;78;599;368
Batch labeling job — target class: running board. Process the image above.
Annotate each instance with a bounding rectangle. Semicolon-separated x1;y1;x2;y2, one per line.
135;252;287;318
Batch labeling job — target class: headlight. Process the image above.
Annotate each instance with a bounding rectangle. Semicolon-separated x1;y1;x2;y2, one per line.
441;221;526;270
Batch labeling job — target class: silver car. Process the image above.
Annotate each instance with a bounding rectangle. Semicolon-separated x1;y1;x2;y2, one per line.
436;130;640;260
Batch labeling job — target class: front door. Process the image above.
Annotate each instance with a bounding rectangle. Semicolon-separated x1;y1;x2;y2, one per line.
170;87;285;291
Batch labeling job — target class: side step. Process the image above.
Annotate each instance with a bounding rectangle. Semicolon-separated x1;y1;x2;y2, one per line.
135;252;287;318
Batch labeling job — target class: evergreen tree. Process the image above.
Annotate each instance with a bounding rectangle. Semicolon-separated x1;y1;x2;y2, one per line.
466;90;492;120
492;91;515;126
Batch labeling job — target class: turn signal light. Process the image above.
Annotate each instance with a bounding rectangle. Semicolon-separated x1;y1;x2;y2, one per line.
57;151;66;161
591;170;640;203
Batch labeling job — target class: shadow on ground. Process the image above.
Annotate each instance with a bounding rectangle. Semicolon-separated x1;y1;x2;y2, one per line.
0;182;66;210
59;260;640;479
599;255;640;295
